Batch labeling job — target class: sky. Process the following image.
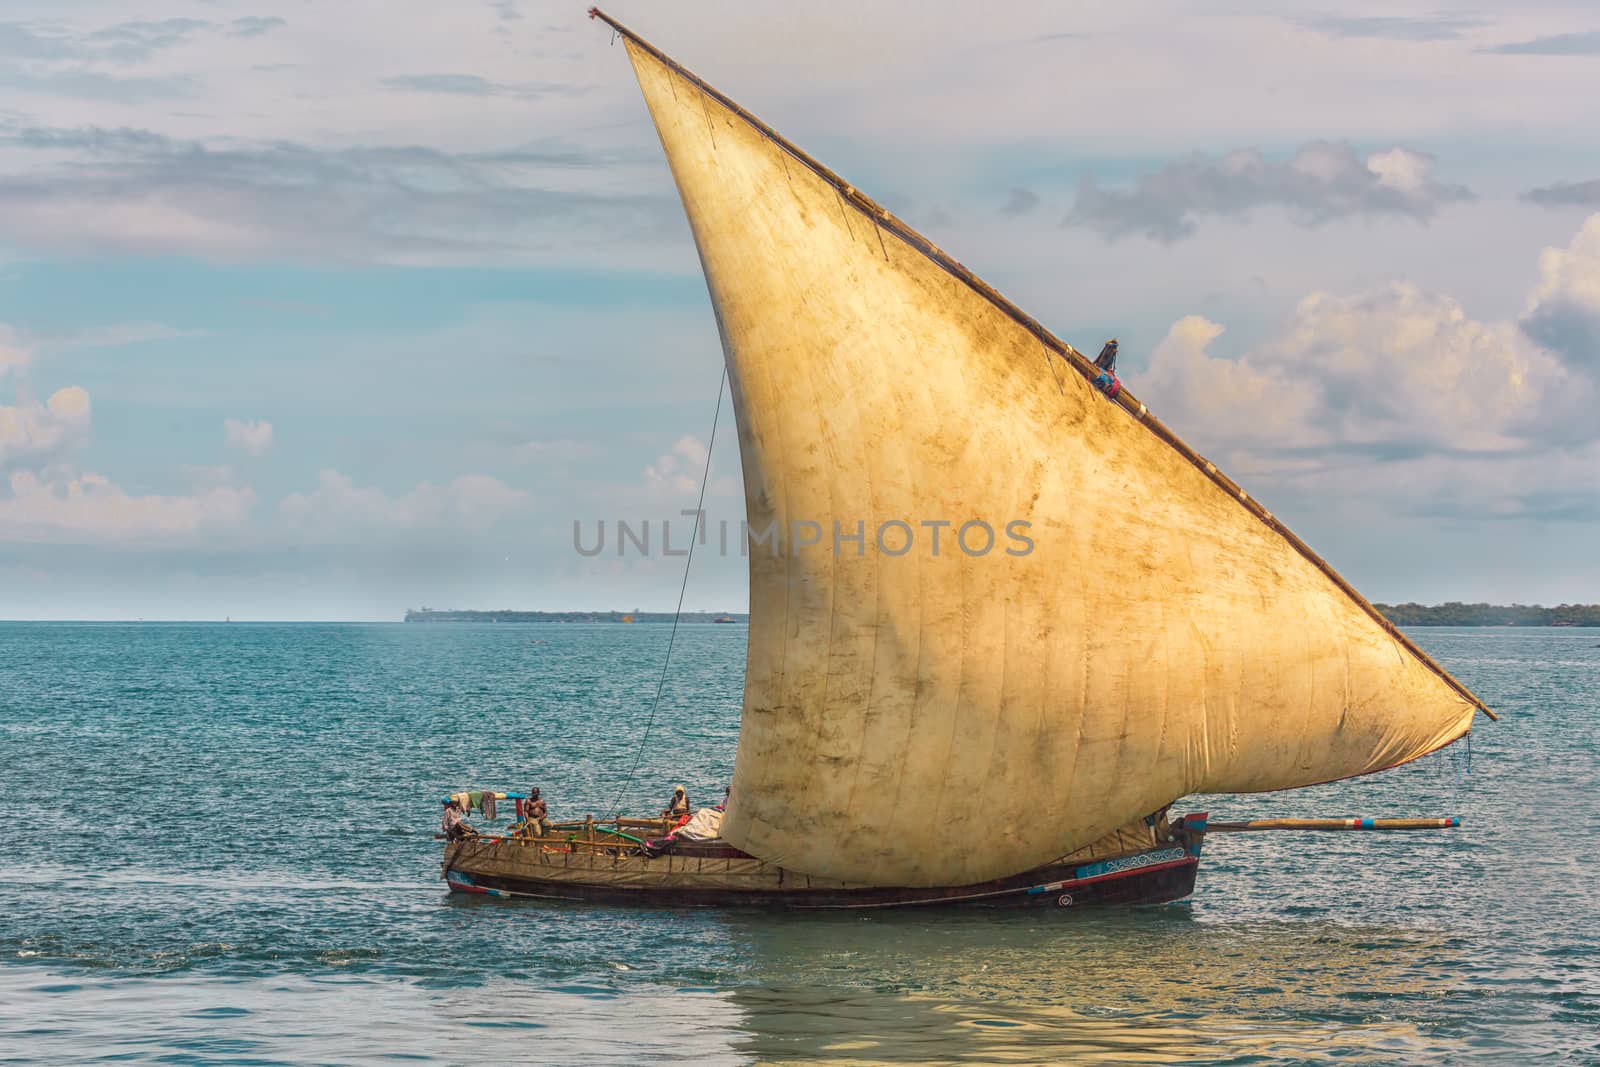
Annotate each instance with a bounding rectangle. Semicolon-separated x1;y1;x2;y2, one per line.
0;0;1598;620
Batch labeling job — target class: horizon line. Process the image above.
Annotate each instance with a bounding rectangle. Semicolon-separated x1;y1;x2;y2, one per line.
4;600;1598;625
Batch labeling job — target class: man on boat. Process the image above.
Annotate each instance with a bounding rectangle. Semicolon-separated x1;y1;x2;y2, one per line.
441;798;475;841
663;785;690;823
1092;338;1121;397
519;787;550;837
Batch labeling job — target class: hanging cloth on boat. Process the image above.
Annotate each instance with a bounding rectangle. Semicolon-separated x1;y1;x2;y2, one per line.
642;835;679;859
468;790;484;813
673;807;725;842
482;792;497;821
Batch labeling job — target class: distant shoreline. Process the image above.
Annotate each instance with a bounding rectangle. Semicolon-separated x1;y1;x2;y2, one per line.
404;609;747;624
403;605;1599;627
1372;603;1600;627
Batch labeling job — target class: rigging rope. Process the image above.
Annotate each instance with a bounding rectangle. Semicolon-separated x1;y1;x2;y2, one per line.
605;365;728;819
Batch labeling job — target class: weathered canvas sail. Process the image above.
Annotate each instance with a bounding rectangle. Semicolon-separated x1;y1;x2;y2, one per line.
606;15;1489;887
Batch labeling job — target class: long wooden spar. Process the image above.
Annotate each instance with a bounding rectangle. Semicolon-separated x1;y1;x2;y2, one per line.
1205;817;1462;832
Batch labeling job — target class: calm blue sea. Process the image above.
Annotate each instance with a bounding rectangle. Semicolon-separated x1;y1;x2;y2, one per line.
1;622;1597;1065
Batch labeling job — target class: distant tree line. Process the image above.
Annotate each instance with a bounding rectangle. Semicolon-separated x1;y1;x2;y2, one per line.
1374;602;1600;627
405;604;1600;627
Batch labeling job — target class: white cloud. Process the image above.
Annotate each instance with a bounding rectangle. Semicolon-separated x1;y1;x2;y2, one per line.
1531;214;1600;311
277;469;532;542
643;435;711;497
1142;316;1321;449
0;368;253;543
1136;213;1600;520
1252;283;1565;451
1366;148;1434;194
1523;213;1600;377
1067;142;1472;242
0;122;676;267
0;468;255;544
0;385;92;467
224;417;274;455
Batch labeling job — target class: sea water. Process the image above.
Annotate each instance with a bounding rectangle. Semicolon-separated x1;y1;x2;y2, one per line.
1;622;1596;1064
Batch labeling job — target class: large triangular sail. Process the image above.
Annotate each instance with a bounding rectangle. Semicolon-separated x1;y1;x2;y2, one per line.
598;11;1490;888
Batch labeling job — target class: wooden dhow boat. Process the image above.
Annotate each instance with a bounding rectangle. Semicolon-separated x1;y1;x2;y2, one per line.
446;808;1211;908
441;10;1493;909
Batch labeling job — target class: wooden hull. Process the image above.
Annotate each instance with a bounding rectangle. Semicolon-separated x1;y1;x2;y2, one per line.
442;813;1208;910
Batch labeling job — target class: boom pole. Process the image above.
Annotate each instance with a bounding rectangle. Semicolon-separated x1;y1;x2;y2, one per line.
1204;817;1462;832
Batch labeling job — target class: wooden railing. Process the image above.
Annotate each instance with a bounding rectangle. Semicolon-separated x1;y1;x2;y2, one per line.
436;813;677;852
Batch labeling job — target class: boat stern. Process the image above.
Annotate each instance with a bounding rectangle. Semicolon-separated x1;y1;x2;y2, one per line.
1175;811;1209;858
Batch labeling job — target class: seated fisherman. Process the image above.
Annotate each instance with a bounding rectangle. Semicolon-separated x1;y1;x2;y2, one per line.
1092;338;1122;397
441;798;475;841
1095;338;1118;372
518;786;550;837
662;784;691;821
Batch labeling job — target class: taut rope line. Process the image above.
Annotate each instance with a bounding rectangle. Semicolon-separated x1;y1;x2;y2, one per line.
606;365;728;818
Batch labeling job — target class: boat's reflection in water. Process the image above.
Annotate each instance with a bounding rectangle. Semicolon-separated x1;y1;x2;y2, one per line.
1;902;1476;1064
711;906;1470;1065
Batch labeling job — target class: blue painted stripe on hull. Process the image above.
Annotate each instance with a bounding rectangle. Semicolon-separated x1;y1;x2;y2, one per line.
1069;846;1189;882
446;870;511;897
